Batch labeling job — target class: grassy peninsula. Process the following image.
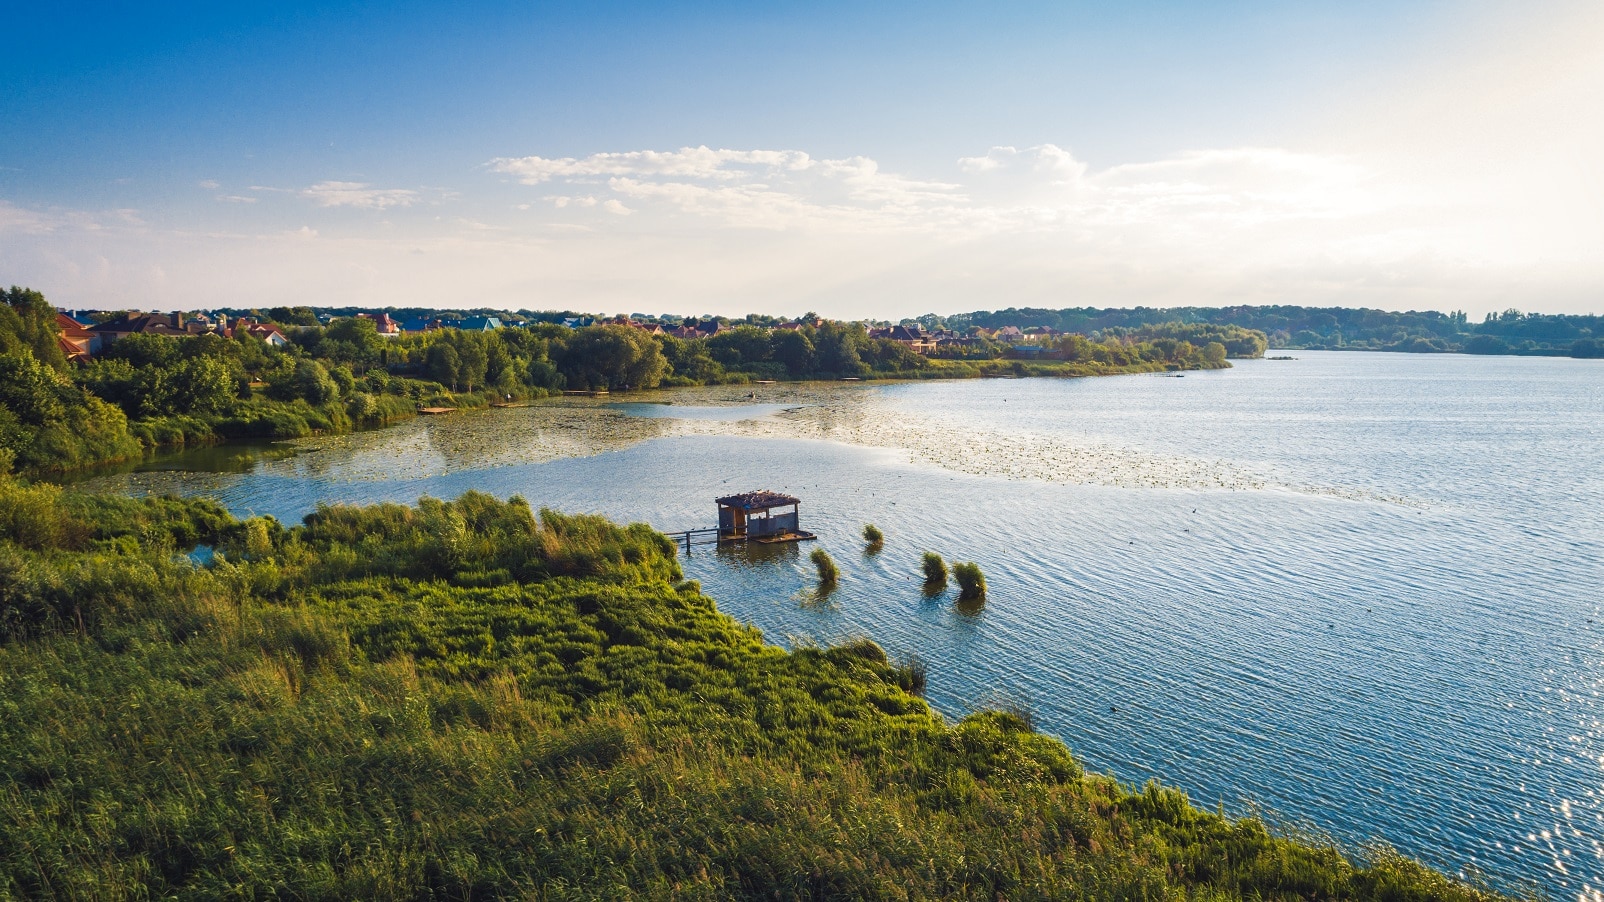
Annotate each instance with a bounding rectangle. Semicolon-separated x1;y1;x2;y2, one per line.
0;476;1502;899
3;287;1246;477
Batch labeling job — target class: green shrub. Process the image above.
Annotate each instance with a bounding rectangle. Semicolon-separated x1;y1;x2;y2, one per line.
862;523;883;544
953;561;986;600
921;552;947;584
810;547;839;586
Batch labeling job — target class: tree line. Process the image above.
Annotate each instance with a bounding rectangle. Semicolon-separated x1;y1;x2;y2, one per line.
3;287;1251;475
943;304;1602;355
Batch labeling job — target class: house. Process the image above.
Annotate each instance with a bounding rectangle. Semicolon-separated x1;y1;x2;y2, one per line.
402;317;442;334
869;324;937;354
88;312;189;344
233;319;290;347
55;313;97;362
358;312;403;337
458;316;503;331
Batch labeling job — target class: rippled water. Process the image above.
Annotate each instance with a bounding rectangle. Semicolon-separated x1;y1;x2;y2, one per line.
74;352;1604;898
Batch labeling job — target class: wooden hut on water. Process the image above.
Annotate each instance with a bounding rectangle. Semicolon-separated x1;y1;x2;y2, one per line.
716;491;814;544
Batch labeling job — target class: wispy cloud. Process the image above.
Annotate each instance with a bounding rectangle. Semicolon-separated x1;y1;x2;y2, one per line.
490;147;816;184
298;181;420;209
488;143;1376;239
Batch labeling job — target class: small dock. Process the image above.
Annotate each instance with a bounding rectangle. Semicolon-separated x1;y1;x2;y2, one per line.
418;406;457;415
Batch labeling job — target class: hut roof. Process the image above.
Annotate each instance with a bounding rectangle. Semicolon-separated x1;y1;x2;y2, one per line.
715;490;799;511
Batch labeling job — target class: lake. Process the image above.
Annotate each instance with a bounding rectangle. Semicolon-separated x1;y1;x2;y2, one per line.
74;351;1604;898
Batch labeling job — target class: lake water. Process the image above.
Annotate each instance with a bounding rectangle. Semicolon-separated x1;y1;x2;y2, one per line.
75;352;1604;898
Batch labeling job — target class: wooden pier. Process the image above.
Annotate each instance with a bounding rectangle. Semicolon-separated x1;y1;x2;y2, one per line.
663;527;722;555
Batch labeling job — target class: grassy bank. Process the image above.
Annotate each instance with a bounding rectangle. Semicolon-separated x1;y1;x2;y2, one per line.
0;477;1506;899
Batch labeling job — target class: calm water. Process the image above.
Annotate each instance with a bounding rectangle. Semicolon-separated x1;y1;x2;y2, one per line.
77;352;1604;898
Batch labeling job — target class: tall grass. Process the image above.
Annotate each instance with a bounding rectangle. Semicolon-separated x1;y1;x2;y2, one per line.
921;551;948;585
0;477;1513;901
953;561;986;600
810;547;840;587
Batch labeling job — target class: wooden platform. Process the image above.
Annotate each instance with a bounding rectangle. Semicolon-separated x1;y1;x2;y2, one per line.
752;529;817;545
418;407;457;415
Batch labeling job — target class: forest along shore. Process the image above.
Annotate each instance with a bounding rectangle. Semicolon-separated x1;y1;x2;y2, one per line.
2;286;1253;478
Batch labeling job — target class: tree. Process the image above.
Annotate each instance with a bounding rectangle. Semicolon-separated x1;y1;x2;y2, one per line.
102;332;181;370
1;287;68;371
427;343;461;390
158;356;239;416
814;321;867;376
657;335;722;383
557;325;667;391
707;326;772;371
324;317;384;371
269;359;339;405
1463;335;1511;355
454;334;489;393
267;306;319;327
769;329;816;377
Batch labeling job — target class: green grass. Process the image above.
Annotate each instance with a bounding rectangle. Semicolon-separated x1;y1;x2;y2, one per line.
0;479;1513;900
810;547;840;587
953;561;986;601
922;551;948;586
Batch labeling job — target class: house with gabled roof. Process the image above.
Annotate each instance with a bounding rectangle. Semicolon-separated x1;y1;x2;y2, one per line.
55;313;99;361
89;312;189;344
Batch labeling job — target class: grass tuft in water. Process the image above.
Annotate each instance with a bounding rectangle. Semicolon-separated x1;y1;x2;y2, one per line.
953;561;986;601
810;547;840;587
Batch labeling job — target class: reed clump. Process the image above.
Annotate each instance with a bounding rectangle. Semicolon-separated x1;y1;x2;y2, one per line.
810;547;839;586
921;551;948;586
862;523;883;546
953;561;986;601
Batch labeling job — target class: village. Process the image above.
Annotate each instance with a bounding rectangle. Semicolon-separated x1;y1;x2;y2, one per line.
49;304;1077;364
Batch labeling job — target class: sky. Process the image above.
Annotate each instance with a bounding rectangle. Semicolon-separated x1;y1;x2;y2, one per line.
2;1;1601;319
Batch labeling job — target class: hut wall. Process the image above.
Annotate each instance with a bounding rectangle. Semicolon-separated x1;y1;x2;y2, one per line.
750;511;798;537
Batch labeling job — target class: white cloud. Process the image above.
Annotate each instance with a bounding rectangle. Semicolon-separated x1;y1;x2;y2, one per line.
489;146;815;184
197;179;221;190
298;181;419;210
215;194;258;204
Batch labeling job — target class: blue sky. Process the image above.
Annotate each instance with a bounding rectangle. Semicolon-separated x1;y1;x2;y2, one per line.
3;1;1601;317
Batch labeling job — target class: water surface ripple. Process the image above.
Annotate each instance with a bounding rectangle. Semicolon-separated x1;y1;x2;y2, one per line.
75;352;1604;898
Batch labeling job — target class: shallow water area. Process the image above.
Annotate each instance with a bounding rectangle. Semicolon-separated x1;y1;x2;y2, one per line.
70;352;1604;898
606;401;797;421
